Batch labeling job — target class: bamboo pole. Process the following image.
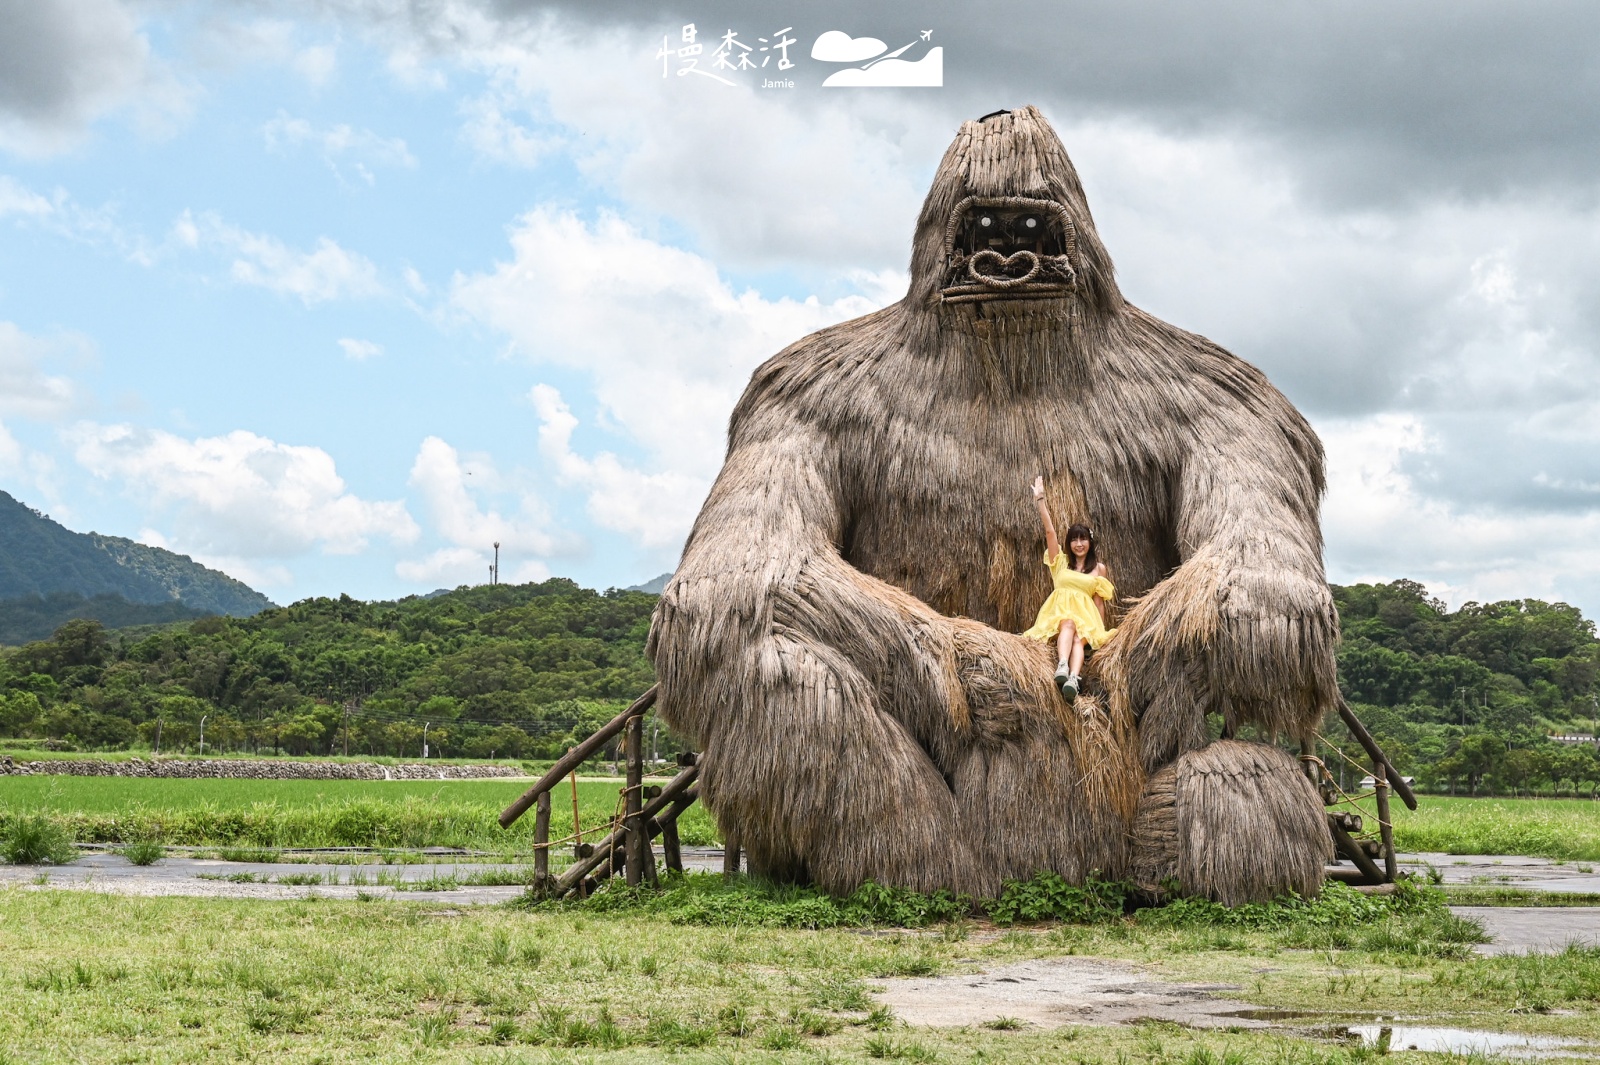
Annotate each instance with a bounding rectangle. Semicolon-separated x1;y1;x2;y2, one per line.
624;716;645;887
1375;763;1397;881
1336;697;1417;810
533;791;551;894
570;769;585;856
499;686;657;827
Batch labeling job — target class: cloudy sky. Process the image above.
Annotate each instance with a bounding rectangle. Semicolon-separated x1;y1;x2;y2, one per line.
2;1;1598;617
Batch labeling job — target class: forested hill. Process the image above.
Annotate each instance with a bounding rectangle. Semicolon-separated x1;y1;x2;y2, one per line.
1;575;1598;794
0;491;274;624
1330;580;1599;795
0;579;655;760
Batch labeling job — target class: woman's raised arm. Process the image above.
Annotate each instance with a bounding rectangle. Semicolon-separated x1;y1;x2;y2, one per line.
1032;476;1060;562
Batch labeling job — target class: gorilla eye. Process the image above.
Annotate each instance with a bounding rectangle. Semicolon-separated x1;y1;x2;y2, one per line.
1021;216;1039;230
979;215;993;227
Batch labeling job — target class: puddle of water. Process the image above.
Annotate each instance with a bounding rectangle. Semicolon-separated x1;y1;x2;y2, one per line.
1344;1024;1594;1058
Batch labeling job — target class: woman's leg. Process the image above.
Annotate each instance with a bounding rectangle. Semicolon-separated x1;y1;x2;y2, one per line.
1055;620;1077;664
1069;635;1086;677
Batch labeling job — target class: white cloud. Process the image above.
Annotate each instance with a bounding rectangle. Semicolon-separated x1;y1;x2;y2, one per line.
0;321;82;420
1320;413;1600;611
459;94;560;168
263;111;415;185
293;44;338;87
70;423;418;560
337;337;382;360
0;176;55;219
451;207;897;478
0;420;24;471
529;384;707;550
399;435;559;586
0;0;172;156
382;19;941;271
171;210;384;304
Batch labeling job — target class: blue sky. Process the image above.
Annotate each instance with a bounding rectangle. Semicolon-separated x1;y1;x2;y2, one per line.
3;2;1600;617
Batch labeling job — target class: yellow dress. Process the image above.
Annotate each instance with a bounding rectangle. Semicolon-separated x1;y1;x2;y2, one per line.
1022;552;1117;648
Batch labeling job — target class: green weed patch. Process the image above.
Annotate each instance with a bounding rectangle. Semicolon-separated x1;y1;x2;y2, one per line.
0;812;77;865
522;872;1447;938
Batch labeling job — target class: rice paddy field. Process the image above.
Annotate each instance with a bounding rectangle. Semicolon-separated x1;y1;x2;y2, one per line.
5;771;1600;862
1390;796;1600;862
0;775;718;854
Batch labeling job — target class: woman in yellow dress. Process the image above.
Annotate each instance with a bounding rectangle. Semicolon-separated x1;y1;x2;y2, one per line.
1023;476;1116;703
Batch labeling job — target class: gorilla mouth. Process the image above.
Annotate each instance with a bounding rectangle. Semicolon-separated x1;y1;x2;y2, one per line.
940;196;1079;303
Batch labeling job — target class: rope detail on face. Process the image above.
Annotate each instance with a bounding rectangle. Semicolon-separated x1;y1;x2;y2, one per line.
969;249;1041;288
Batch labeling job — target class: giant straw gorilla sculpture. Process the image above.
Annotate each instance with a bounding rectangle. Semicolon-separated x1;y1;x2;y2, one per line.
648;106;1334;905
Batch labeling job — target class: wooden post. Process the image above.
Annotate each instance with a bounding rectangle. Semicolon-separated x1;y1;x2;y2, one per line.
533;791;551;894
723;828;742;879
661;818;682;873
624;716;645;887
1375;763;1397;882
1299;736;1321;789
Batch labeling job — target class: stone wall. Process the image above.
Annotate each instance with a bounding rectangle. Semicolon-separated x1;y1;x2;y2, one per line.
0;756;523;780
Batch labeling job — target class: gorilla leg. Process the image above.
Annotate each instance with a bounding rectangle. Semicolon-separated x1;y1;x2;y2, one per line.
1129;739;1331;905
694;638;980;896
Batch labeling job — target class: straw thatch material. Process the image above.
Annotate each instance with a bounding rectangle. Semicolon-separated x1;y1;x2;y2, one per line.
648;105;1338;902
1130;740;1334;906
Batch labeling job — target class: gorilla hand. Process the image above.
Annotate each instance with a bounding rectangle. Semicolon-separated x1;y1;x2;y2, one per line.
1097;541;1339;773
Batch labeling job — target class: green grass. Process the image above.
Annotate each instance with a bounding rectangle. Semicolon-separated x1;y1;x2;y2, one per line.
0;775;715;852
119;840;166;866
0;812;77;865
0;880;1591;1064
1392;795;1600;861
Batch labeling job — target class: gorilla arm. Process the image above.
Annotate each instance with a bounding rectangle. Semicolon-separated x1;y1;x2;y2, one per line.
647;407;999;892
1098;361;1340;773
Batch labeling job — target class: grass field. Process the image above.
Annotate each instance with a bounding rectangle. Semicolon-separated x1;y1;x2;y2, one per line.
1391;796;1600;861
7;774;1600;861
0;776;717;854
1;878;1593;1064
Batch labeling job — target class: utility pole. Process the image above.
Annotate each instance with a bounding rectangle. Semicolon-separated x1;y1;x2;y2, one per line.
198;715;208;756
422;722;431;759
493;541;500;585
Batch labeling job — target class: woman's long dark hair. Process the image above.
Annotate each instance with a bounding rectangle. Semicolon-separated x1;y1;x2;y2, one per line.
1064;523;1100;573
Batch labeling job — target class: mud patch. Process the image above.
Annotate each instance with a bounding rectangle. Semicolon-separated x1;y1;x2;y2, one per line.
869;957;1269;1029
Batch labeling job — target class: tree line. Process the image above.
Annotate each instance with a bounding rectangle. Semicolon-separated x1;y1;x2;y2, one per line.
1328;580;1600;796
0;580;657;762
2;576;1598;794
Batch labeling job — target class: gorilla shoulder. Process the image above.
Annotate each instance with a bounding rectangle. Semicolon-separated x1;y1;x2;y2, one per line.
727;304;904;444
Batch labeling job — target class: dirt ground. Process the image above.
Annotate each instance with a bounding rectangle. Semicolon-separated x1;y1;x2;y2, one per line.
868;956;1271;1030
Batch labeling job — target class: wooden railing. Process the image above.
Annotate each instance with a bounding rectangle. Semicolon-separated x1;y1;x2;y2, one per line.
498;684;738;898
1311;697;1412;888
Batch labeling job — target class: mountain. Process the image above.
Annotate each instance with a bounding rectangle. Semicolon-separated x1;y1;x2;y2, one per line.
0;592;211;646
627;572;673;594
0;491;275;619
